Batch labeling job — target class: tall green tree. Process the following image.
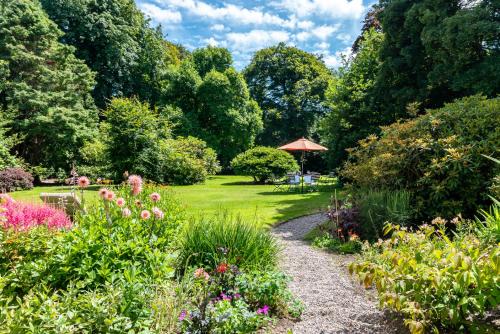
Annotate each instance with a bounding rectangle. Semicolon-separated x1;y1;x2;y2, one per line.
372;0;499;115
162;59;262;167
41;0;179;108
0;0;97;170
244;43;333;146
320;29;384;168
192;46;232;77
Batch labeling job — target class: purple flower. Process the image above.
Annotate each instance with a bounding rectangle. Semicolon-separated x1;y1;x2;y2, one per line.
234;293;241;299
256;305;270;315
178;310;187;321
221;293;232;301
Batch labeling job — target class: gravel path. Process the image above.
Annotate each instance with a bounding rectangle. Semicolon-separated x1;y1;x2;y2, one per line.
271;213;406;334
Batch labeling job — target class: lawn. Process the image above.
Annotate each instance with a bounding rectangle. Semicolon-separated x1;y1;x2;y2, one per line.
9;175;336;226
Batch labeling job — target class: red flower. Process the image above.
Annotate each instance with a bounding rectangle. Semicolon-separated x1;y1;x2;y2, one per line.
216;263;229;274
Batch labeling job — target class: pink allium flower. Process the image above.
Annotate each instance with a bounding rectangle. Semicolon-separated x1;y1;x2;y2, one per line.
140;210;151;220
116;197;125;207
121;208;131;217
128;175;143;196
152;207;164;219
98;188;109;199
105;191;115;201
77;176;90;188
150;192;161;202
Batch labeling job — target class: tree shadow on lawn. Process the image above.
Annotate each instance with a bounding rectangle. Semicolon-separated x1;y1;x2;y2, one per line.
263;192;333;224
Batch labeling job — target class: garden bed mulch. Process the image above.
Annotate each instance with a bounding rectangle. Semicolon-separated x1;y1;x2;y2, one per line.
270;213;407;334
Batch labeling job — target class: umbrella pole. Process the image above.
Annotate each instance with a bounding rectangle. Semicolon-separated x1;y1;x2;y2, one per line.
301;151;304;193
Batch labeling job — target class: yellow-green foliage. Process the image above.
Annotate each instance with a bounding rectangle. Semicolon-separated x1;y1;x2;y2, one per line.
342;95;500;219
350;215;500;333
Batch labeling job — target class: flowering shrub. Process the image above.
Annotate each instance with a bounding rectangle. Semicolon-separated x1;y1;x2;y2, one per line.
0;194;71;230
349;211;500;333
342;95;500;220
178;251;302;333
0;175;186;331
0;167;34;192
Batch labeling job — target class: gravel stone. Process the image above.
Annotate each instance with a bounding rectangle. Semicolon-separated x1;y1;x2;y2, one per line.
270;213;407;334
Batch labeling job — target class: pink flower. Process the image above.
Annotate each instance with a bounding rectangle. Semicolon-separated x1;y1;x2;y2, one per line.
116;197;125;207
152;207;164;219
194;268;210;280
0;199;71;230
140;210;151;220
105;191;115;201
98;188;108;199
77;176;90;188
256;305;270;315
128;175;143;196
121;208;131;217
178;310;187;322
150;192;161;202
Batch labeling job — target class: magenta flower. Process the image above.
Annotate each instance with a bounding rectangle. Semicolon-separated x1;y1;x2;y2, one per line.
116;197;125;207
194;268;210;280
128;175;143;196
152;207;164;219
256;305;270;315
178;310;187;321
150;192;161;202
140;210;151;220
77;176;90;188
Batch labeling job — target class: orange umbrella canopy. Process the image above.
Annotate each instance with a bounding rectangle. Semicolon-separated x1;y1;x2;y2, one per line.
278;137;328;152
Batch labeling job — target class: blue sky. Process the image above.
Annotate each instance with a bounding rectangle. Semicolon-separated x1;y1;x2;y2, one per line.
135;0;377;69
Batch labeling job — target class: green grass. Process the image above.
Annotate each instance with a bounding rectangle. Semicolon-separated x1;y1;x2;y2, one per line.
9;175;335;226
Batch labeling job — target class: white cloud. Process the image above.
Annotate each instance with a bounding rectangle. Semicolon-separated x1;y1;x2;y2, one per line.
322;47;352;68
139;3;182;23
204;37;220;46
316;42;330;50
336;33;352;43
156;0;294;27
275;0;365;19
226;30;290;51
210;24;225;31
297;20;314;30
295;24;341;42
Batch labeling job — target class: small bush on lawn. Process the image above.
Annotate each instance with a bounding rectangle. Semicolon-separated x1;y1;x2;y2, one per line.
342;95;500;220
177;214;279;271
231;146;299;183
138;136;221;185
0;167;33;192
349;207;500;333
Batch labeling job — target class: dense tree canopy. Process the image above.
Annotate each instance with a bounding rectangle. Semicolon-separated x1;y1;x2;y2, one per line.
320;29;384;168
372;0;499;116
0;0;97;170
41;0;180;108
244;43;334;147
163;53;263;167
192;46;232;77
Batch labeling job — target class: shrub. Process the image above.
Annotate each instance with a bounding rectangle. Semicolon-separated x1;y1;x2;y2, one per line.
342;95;500;220
350;210;500;333
137;136;220;185
177;214;279;271
0;194;71;230
0;167;33;192
231;146;299;183
355;189;412;240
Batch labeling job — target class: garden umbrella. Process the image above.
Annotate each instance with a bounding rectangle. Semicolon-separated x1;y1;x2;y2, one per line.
278;138;328;192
